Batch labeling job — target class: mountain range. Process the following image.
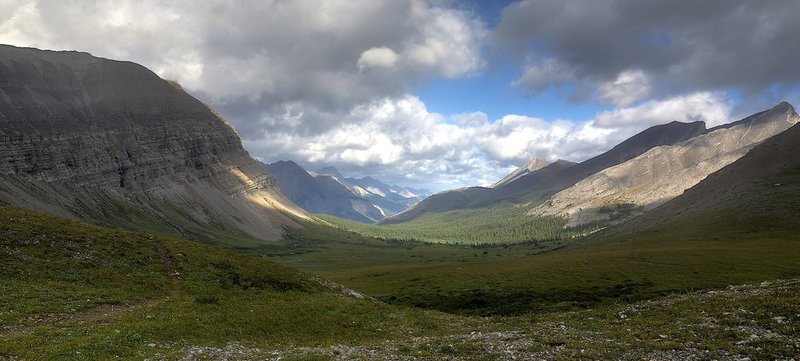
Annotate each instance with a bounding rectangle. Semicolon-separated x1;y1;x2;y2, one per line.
383;102;798;232
613;115;800;235
382;119;708;224
264;161;430;222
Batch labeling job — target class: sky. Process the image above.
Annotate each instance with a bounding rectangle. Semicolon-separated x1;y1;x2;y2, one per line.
1;0;799;192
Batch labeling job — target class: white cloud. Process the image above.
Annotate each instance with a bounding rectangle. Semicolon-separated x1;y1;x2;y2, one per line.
246;92;733;191
594;92;731;128
357;47;399;71
599;69;651;106
0;1;48;46
403;0;487;78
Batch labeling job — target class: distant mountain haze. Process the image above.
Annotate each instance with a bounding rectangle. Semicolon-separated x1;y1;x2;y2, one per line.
315;166;345;180
265;162;431;222
261;160;375;223
0;44;309;244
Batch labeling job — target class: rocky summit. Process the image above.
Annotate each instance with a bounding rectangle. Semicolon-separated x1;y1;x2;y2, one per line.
0;45;309;244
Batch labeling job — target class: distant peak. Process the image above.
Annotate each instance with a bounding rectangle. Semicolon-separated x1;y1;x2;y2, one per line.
773;101;796;115
660;119;707;130
271;160;299;167
316;166;343;179
524;158;549;172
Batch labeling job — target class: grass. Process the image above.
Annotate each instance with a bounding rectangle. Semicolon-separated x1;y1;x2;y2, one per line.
0;206;470;359
274;207;800;316
269;158;800;317
285;278;800;359
2;205;799;358
318;203;578;245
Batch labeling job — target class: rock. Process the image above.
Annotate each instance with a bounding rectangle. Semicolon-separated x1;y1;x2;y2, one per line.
0;44;309;243
492;158;550;188
534;102;800;227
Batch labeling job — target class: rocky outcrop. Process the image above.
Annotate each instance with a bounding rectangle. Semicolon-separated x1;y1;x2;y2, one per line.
534;102;800;227
492;158;549;188
0;44;310;244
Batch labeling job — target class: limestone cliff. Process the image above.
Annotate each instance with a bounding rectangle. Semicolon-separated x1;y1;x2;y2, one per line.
0;44;310;244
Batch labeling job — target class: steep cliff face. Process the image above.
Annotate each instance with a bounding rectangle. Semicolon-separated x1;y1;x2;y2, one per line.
534;102;799;227
0;44;309;244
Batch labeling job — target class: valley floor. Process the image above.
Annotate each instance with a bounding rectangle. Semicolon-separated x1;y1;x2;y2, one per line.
149;278;800;360
2;206;799;360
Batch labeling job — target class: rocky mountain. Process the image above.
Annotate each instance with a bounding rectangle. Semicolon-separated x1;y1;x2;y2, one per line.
263;161;380;222
264;162;430;222
317;168;430;211
0;44;310;245
315;168;430;208
534;102;799;227
316;166;345;180
611;119;800;235
383;120;706;224
492;158;549;188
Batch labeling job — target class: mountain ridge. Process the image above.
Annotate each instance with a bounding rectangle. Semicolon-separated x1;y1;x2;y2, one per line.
608;117;800;235
534;101;799;227
264;161;379;223
492;158;550;188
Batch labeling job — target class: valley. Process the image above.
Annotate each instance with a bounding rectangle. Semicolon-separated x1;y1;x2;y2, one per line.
2;6;800;358
2;205;798;359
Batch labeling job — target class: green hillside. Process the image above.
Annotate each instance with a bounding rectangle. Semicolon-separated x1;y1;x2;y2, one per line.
0;206;463;359
3;205;800;359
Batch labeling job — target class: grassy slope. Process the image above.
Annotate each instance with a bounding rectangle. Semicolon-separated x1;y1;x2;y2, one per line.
0;206;467;359
278;162;800;315
3;205;799;359
319;216;800;315
273;278;800;359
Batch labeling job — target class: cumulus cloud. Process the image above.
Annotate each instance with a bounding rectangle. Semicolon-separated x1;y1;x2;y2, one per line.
599;70;651;106
594;92;731;128
357;47;399;71
495;0;800;105
245;93;733;191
